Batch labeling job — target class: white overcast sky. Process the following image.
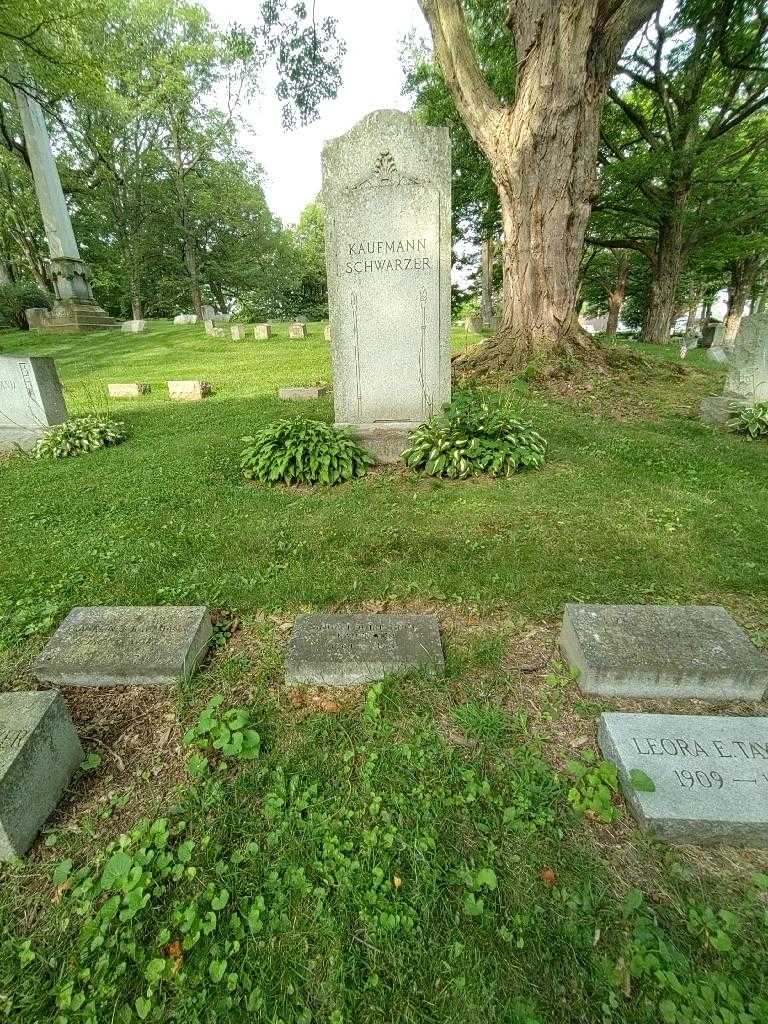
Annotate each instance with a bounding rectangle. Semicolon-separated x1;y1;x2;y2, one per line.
203;0;428;226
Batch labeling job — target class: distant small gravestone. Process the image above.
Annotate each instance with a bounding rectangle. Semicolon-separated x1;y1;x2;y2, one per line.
278;386;328;401
0;690;83;861
701;313;768;424
204;320;224;338
707;347;729;364
254;324;271;340
289;323;307;339
286;613;444;687
173;314;197;325
25;308;49;330
107;383;150;398
322;110;451;463
167;380;212;401
230;324;247;341
121;320;146;333
599;712;768;846
0;355;68;451
559;603;768;701
32;606;212;687
324;324;331;341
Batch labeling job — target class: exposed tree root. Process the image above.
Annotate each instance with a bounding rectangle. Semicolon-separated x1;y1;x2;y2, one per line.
452;322;605;383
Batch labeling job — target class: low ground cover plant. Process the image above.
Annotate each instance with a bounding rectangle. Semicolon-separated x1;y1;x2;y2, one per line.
35;415;128;459
403;389;547;479
240;418;373;485
729;400;768;438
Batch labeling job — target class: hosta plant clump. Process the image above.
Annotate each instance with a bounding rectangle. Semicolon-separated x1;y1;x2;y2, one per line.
241;418;374;486
35;415;128;459
403;391;547;479
729;401;768;439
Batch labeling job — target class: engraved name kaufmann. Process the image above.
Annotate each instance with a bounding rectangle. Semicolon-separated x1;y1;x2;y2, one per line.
344;238;431;274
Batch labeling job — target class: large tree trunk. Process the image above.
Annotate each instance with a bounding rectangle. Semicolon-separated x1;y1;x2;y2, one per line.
723;258;758;349
606;254;629;335
418;0;660;373
183;232;203;320
642;195;686;343
130;273;143;321
480;235;494;326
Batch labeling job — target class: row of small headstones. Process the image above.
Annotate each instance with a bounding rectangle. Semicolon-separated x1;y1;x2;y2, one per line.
2;602;766;863
107;382;327;402
122;321;331;342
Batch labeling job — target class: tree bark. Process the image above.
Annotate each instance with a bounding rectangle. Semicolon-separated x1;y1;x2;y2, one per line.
480;235;494;326
606;254;629;335
642;193;687;343
0;259;15;285
685;286;701;334
723;258;760;348
129;270;142;320
183;231;203;320
418;0;660;372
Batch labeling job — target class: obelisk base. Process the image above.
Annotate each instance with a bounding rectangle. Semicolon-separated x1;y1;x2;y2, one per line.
32;298;119;333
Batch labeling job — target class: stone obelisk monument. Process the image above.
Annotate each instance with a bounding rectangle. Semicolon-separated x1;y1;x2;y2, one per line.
13;84;116;332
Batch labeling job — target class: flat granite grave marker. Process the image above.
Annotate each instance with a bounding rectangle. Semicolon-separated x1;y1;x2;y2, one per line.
323;110;451;462
121;320;146;333
286;613;444;687
279;386;328;401
560;604;768;701
254;324;271;340
0;355;68;451
598;712;768;846
108;382;150;398
0;691;83;861
168;380;212;401
32;606;212;687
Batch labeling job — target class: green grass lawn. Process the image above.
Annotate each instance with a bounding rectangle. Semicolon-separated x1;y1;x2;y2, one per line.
0;321;766;1024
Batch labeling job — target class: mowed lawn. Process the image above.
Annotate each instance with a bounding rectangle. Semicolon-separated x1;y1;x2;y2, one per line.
1;320;766;617
0;321;767;1024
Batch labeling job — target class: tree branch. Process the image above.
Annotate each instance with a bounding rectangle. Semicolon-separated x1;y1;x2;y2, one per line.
417;0;502;152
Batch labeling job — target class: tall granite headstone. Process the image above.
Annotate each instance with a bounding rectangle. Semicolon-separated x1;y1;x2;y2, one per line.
0;356;68;450
323;110;451;462
701;313;768;424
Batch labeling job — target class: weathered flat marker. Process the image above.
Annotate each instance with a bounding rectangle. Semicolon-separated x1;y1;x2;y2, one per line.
32;606;212;687
107;383;150;398
278;386;328;401
560;604;767;701
0;691;83;861
167;380;212;401
286;613;444;687
598;712;768;846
